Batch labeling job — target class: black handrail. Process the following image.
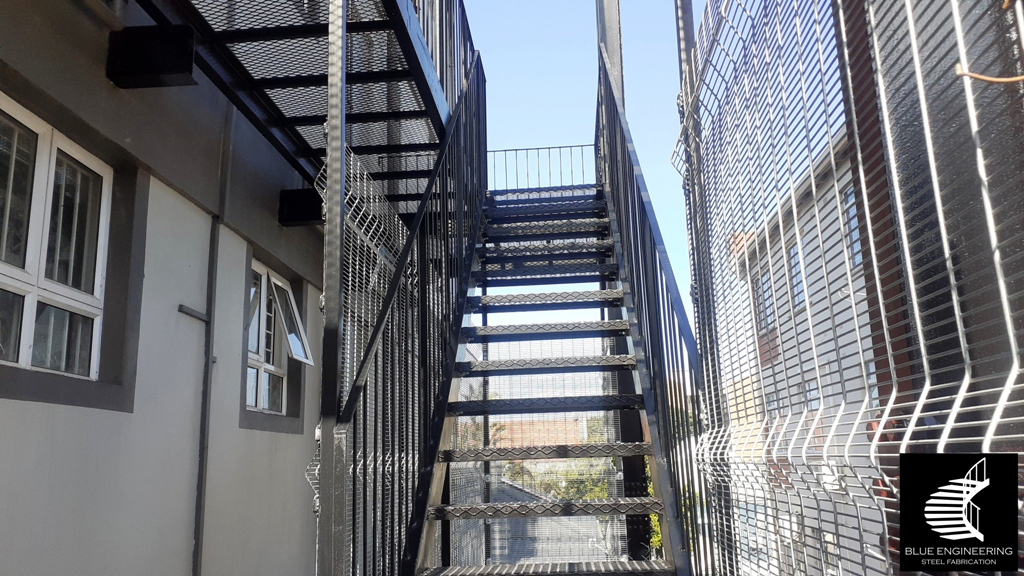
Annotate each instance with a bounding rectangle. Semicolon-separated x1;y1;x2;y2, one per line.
596;44;708;575
339;51;485;424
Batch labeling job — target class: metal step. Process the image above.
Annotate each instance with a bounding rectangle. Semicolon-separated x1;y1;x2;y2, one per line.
467;289;624;313
420;560;673;576
485;219;609;242
476;263;618;286
459;355;635;376
480;240;614;262
428;497;664;520
489;192;600;208
489;183;599;198
448;394;645;416
439;442;653;462
464;320;630;342
486;200;607;223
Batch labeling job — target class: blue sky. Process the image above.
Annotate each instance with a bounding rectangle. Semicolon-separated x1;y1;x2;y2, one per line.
462;0;705;321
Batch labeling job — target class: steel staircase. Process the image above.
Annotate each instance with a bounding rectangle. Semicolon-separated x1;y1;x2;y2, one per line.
418;182;678;575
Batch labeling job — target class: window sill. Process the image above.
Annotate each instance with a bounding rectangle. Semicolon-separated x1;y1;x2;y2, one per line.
0;362;133;412
239;406;304;435
245;405;286;417
0;359;96;382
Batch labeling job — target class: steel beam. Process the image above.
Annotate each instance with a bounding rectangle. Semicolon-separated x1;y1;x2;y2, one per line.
212;20;393;43
348;110;430;123
251;69;412;90
133;0;320;182
463;319;630;342
459;354;636;377
379;0;451;137
214;23;329;43
372;170;433;181
278;114;327;127
351;142;439;155
447;394;645;416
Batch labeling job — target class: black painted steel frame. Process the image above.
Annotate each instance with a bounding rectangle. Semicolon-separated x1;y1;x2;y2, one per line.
321;46;486;575
596;47;709;576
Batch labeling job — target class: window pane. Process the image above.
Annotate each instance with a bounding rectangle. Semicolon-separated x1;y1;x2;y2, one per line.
262;371;284;413
45;152;102;293
0;288;23;362
0;111;37;269
31;302;93;376
844;188;863;266
246;366;258;407
264;290;277;366
247;271;261;355
271;282;311;363
787;242;804;309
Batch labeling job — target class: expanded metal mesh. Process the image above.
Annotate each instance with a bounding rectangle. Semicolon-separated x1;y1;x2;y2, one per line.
675;0;1024;574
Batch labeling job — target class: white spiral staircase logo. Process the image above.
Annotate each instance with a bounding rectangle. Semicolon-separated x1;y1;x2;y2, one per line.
924;458;989;542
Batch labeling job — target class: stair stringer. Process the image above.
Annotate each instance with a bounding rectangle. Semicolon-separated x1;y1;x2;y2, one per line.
603;182;692;576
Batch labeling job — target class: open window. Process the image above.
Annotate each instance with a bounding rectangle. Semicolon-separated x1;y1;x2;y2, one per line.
245;259;312;415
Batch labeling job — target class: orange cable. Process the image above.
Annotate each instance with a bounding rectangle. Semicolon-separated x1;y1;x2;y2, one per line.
955;63;1024;84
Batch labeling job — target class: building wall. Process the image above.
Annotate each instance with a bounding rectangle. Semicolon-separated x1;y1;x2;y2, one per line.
0;179;208;576
0;0;324;574
201;225;320;576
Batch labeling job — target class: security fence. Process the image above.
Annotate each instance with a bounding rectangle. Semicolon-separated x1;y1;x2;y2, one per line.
675;0;1024;574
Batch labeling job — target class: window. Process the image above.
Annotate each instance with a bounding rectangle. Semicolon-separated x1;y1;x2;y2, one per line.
787;242;805;310
843;188;863;266
0;92;112;379
246;260;313;415
753;269;775;333
805;380;821;410
765;392;778;414
866;360;880;409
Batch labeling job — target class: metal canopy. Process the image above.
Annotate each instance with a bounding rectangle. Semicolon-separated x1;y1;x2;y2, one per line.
135;0;450;186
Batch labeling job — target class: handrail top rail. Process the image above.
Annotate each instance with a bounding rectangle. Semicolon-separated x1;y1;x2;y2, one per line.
597;44;698;354
488;144;594;154
339;51;485;425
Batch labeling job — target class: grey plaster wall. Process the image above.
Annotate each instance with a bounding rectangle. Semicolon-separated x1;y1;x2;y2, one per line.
0;179;321;576
0;178;209;576
0;2;325;573
200;226;319;576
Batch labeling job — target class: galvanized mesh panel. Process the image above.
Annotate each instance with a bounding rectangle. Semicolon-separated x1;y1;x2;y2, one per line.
340;148;411;396
677;0;1024;574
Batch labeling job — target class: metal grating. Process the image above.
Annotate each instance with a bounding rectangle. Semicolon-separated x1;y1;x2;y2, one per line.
420;560;674;575
440;443;653;462
430;498;664;520
674;0;1024;574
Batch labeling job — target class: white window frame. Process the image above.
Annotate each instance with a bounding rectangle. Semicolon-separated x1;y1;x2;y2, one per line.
0;90;112;380
246;260;313;415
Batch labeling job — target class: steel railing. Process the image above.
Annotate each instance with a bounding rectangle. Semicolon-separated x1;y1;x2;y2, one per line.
413;0;476;111
321;52;486;576
487;145;596;191
596;46;710;576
